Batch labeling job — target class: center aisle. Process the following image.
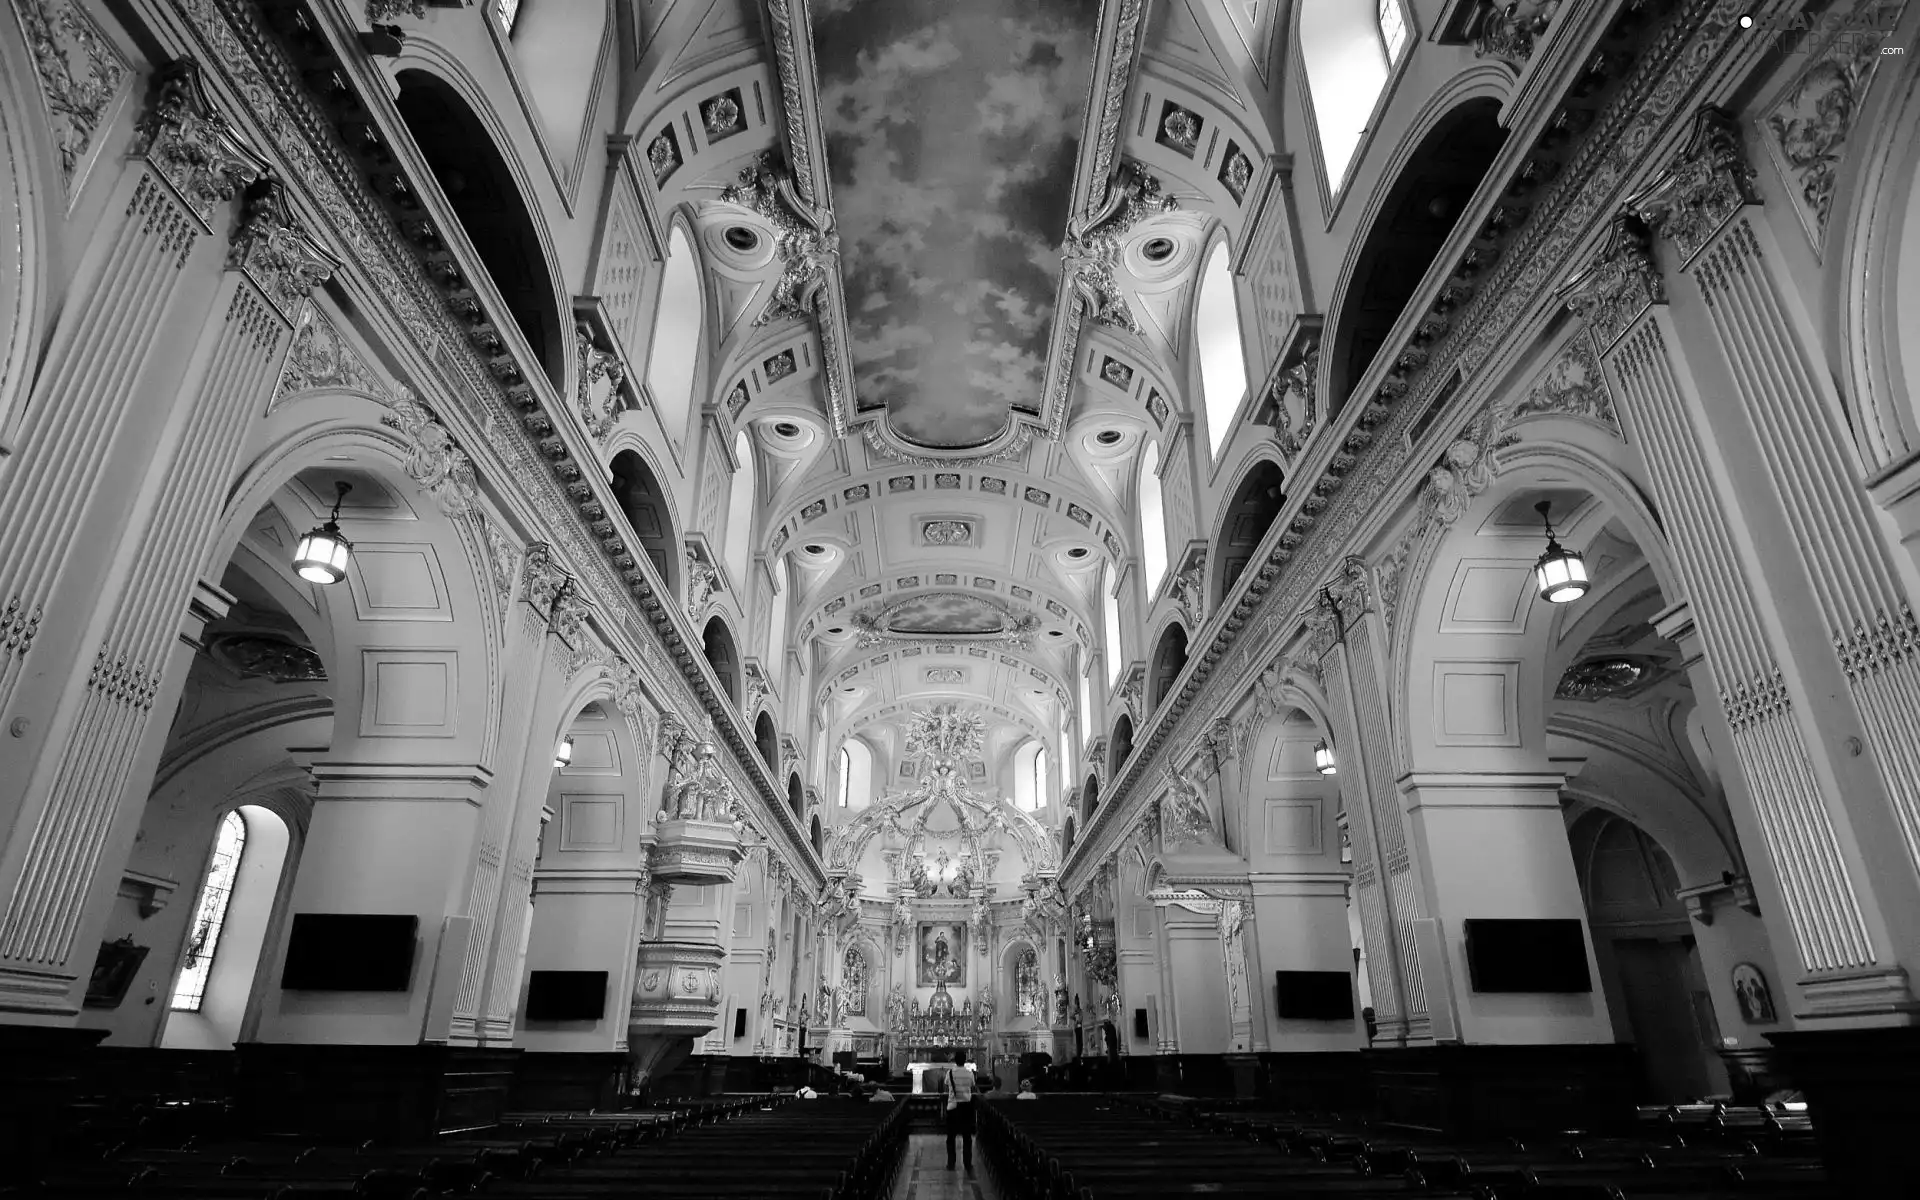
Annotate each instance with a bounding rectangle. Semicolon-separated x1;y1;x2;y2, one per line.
891;1132;1008;1200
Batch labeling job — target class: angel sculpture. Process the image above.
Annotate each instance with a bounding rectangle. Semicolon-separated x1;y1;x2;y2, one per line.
1160;765;1216;847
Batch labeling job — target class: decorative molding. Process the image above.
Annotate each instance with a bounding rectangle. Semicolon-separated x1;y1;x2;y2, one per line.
227;176;339;323
133;59;267;229
1761;29;1882;245
1509;333;1619;430
718;152;841;328
274;306;385;401
378;388;480;518
1060;164;1178;334
13;0;130;190
1630;106;1759;264
1561;213;1666;350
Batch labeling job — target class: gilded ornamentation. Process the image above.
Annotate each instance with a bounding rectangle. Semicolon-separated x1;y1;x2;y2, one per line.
14;0;129;188
1159;764;1214;847
1061;164;1178;333
1170;547;1207;631
574;323;627;442
1083;0;1143;215
227;176;338;322
365;0;426;19
1267;347;1320;460
1631;107;1758;264
275;307;384;402
720;153;840;326
1467;0;1561;66
685;545;719;615
380;388;479;518
922;520;972;545
1764;31;1881;239
1508;334;1618;430
661;741;738;822
1561;213;1665;349
133;59;266;228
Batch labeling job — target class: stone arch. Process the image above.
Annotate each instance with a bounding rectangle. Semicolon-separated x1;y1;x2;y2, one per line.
394;68;567;391
702;614;741;707
1210;456;1287;610
1830;42;1920;471
1148;621;1189;713
1325;97;1507;413
608;447;682;601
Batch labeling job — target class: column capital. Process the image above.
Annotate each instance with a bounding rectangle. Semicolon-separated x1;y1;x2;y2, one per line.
228;176;339;323
133;59;267;230
1560;212;1664;350
1628;106;1759;267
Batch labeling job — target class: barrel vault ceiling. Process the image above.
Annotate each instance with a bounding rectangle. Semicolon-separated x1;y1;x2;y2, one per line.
633;0;1282;753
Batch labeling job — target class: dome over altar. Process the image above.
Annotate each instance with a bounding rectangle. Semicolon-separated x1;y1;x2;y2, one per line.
824;707;1059;901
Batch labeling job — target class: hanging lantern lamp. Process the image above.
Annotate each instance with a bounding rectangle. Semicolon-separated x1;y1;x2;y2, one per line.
293;481;354;585
554;736;574;769
1314;739;1337;776
1532;500;1590;604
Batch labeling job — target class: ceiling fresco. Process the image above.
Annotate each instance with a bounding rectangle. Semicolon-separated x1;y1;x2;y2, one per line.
884;592;1008;635
813;0;1099;448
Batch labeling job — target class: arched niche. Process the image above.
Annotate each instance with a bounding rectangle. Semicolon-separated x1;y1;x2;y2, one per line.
754;710;779;772
1149;623;1189;712
1211;458;1286;608
1327;98;1506;413
703;616;740;706
1083;772;1100;819
395;70;565;391
810;813;824;856
787;771;805;819
609;448;680;598
1109;715;1135;778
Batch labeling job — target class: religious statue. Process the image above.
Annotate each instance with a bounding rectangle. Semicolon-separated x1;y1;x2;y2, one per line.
977;982;996;1026
969;892;990;941
1054;985;1070;1026
661;740;735;822
886;982;909;1030
816;985;832;1026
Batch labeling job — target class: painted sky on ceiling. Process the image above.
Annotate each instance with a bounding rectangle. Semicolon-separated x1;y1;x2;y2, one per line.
814;0;1098;448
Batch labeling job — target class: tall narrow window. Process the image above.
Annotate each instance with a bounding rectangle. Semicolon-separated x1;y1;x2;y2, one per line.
647;227;701;442
1197;244;1248;461
171;811;247;1012
1033;745;1049;811
1378;0;1408;62
496;0;522;38
1103;573;1124;688
1015;946;1041;1016
1078;667;1092;746
725;429;757;586
837;744;852;807
1014;740;1043;812
1139;442;1168;595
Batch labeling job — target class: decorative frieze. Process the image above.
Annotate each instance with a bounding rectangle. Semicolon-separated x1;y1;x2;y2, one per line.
1157;764;1215;848
274;306;385;401
1508;334;1619;431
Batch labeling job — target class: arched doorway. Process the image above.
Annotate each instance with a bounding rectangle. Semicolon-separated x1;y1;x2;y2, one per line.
394;72;565;389
1212;460;1285;607
609;450;678;597
1149;623;1188;711
703;616;740;705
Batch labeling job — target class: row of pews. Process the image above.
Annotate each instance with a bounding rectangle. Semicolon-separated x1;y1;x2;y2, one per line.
6;1091;908;1199
978;1095;1830;1200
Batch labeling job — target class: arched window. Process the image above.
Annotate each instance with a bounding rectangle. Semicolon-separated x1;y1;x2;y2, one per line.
755;712;779;772
1213;460;1286;607
811;814;825;856
702;616;739;705
1139;442;1168;596
647;227;701;442
171;811;246;1012
767;556;792;669
1015;946;1041;1016
1103;571;1124;688
725;429;757;587
1298;0;1408;191
1082;772;1100;817
787;772;805;818
838;738;874;809
1110;715;1135;776
1013;740;1045;812
503;0;609;177
1197;244;1249;461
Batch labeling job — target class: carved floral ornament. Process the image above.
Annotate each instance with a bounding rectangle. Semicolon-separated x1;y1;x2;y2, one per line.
574;323;628;443
718;152;840;327
134;59;269;229
228;176;339;322
1061;164;1180;334
15;0;130;189
1629;107;1760;266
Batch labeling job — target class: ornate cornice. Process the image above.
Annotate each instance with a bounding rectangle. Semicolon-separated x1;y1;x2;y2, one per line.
175;0;823;887
1060;0;1758;890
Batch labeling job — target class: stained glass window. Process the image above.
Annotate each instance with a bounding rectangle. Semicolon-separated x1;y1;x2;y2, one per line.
1378;0;1408;62
496;0;522;35
842;946;867;1016
171;810;246;1012
1015;946;1041;1016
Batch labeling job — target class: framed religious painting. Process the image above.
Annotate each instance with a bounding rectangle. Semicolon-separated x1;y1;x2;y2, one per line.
916;921;967;987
